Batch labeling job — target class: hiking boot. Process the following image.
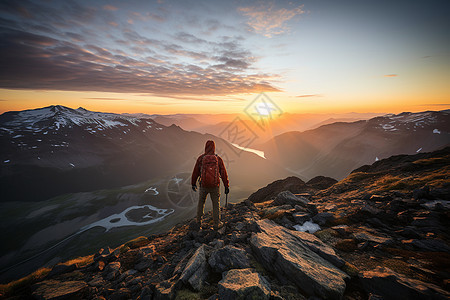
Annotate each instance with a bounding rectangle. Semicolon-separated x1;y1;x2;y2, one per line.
213;221;224;230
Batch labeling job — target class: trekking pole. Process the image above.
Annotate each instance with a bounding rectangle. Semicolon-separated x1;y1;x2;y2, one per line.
223;192;228;222
226;192;228;208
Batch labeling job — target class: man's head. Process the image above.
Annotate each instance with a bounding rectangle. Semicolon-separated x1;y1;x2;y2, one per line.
205;140;215;154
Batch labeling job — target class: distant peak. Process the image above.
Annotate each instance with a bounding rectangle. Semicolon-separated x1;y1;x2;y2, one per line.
47;105;69;112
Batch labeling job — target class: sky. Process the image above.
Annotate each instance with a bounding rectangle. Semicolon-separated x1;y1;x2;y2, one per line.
0;0;449;115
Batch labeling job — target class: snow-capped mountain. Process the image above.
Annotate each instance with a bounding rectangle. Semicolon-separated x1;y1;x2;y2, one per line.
0;105;165;170
261;110;450;180
0;105;290;202
372;111;447;133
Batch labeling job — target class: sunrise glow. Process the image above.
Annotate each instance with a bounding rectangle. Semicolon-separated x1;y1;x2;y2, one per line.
0;0;449;114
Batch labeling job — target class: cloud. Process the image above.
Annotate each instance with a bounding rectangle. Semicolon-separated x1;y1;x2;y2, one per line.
296;94;322;98
384;74;398;77
103;5;118;11
149;94;246;102
85;98;127;101
238;4;304;37
0;27;280;97
174;32;207;44
416;103;450;106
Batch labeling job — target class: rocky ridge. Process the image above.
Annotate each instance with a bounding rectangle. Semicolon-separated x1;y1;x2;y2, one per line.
1;148;449;299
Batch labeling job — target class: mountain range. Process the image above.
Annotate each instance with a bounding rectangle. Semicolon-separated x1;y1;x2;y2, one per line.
261;110;450;180
1;146;448;299
0;105;289;202
1;105;449;290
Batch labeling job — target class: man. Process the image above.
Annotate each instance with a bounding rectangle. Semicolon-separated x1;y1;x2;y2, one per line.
191;140;229;229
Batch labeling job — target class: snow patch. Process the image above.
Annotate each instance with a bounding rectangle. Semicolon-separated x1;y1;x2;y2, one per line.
145;187;159;195
80;205;173;232
4;160;10;163
12;135;23;138
171;177;183;184
293;220;321;234
375;157;379;162
433;129;441;134
416;148;422;153
69;163;75;167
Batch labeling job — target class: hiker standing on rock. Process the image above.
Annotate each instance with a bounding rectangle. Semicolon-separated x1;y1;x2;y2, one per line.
191;140;229;229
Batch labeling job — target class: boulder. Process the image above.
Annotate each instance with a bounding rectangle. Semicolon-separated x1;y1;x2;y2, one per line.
292;212;310;224
32;280;87;299
312;212;335;226
94;247;119;263
208;245;250;273
306;176;338;190
46;263;78;279
248;176;307;203
88;274;107;287
250;219;348;300
109;288;131;300
352;227;393;246
180;244;210;291
274;191;309;206
218;268;271;300
413;186;431;200
103;261;121;281
140;286;153;300
153;276;181;300
360;266;450;300
409;239;450;252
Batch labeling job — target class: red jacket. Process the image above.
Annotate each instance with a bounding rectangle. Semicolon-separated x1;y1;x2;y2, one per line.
191;140;229;187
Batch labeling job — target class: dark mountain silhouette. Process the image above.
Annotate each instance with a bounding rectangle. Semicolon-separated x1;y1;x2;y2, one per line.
0;105;290;202
261;110;450;181
2;147;448;299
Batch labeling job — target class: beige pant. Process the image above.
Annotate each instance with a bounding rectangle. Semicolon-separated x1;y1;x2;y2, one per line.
197;186;220;226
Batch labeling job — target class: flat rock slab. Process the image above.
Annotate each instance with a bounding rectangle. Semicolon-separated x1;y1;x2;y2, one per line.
360;266;450;300
32;280;87;299
218;268;270;300
180;244;209;291
250;219;348;300
352;226;394;245
208;245;250;273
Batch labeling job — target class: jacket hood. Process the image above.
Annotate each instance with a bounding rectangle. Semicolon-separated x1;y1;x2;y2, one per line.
204;140;215;155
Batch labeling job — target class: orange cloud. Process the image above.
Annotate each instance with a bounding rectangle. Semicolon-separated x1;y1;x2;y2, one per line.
384;74;398;77
296;94;322;98
238;4;304;37
103;5;118;11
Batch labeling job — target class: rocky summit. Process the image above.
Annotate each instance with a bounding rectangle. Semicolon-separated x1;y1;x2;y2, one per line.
1;148;449;299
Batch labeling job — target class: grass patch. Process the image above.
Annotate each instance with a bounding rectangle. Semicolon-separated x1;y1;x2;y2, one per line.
413;155;450;167
61;254;94;267
125;236;150;249
0;267;51;297
314;228;338;242
176;289;201;300
335;239;357;252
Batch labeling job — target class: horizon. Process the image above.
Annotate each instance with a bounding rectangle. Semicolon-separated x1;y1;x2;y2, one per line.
1;0;449;115
1;103;449;117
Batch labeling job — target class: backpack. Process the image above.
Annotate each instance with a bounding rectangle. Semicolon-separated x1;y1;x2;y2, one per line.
200;154;220;187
